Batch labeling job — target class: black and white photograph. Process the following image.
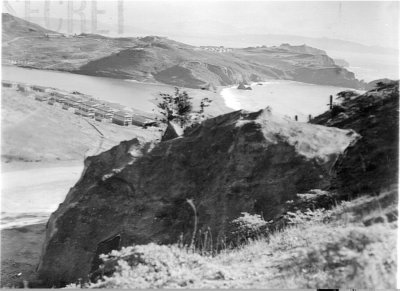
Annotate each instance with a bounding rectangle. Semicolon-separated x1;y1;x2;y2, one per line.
0;0;399;288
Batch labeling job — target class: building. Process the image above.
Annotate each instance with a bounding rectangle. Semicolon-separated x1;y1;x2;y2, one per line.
2;81;15;88
112;110;133;126
131;115;158;128
35;95;48;102
63;95;83;108
31;85;48;93
95;105;116;122
77;101;101;118
79;100;101;112
50;92;67;103
199;46;233;53
17;83;31;92
45;33;63;38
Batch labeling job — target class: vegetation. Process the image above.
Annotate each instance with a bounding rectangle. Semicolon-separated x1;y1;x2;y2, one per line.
68;189;397;289
157;88;212;127
336;90;359;101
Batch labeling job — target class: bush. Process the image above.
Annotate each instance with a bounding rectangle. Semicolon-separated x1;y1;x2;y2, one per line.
229;212;270;243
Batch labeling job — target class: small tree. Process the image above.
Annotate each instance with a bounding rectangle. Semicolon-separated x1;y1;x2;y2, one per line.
157;87;193;126
157;88;213;127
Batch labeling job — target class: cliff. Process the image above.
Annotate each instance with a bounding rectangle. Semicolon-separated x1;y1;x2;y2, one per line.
37;109;358;287
312;80;399;196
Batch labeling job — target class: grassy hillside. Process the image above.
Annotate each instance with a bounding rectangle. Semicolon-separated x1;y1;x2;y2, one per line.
2;13;53;41
2;13;365;89
72;188;397;289
1;88;162;163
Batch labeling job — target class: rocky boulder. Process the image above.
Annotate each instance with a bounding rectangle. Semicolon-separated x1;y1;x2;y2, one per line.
37;109;359;287
237;81;252;90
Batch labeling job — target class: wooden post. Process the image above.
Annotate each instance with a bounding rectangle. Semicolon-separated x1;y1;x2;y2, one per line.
295;115;298;121
329;95;333;110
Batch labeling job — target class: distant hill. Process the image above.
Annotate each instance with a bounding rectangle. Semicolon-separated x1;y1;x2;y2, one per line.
278;43;327;55
2;13;366;89
2;13;54;41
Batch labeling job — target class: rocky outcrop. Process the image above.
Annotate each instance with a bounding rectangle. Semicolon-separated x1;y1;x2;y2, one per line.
37;108;358;287
237;82;252;90
161;121;183;141
312;80;399;196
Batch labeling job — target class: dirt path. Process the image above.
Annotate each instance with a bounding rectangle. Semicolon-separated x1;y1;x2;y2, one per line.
84;119;105;157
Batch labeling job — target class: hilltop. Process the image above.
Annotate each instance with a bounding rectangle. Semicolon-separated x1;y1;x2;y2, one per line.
2;13;365;89
2;13;54;41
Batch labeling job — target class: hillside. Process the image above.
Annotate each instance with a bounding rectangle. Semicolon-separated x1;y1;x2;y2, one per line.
2;13;54;42
1;87;162;164
2;13;365;89
36;106;360;286
34;81;398;288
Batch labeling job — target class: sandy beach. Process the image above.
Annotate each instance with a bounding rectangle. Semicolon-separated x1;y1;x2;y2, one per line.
219;81;363;122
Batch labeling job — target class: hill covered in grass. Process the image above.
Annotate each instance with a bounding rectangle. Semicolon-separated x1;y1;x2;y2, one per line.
2;13;365;89
73;188;397;289
1;88;161;164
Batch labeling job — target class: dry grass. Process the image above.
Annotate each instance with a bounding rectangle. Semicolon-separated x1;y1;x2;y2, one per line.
68;189;397;289
1;88;161;163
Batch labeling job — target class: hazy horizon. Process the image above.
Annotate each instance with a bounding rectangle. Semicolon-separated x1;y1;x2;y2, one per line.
2;0;399;50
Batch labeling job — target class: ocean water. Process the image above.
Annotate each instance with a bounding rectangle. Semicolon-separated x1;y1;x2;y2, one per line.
2;66;174;113
220;80;363;122
327;50;399;82
1;164;84;229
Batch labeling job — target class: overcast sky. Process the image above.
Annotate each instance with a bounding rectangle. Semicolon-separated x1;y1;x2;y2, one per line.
3;0;399;48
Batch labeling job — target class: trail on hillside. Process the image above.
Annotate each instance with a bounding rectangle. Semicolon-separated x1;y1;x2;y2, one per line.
83;119;105;157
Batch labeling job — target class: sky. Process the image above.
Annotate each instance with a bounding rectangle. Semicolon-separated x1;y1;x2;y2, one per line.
2;0;399;49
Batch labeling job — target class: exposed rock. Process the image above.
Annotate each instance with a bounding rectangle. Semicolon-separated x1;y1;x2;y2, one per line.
37;109;358;287
237;82;252;90
161;121;183;141
312;81;399;196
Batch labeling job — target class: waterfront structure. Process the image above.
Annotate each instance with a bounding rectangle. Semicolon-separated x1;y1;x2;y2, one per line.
112;110;133;126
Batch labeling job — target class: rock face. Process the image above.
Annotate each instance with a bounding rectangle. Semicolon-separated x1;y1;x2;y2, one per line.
37;109;358;287
312;80;399;196
237;82;252;90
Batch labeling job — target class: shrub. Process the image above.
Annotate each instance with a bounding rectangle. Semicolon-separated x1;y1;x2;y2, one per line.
229;212;270;243
284;208;333;225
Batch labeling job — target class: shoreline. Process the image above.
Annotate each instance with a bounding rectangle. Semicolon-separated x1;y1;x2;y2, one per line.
217;80;365;122
1;160;84;230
